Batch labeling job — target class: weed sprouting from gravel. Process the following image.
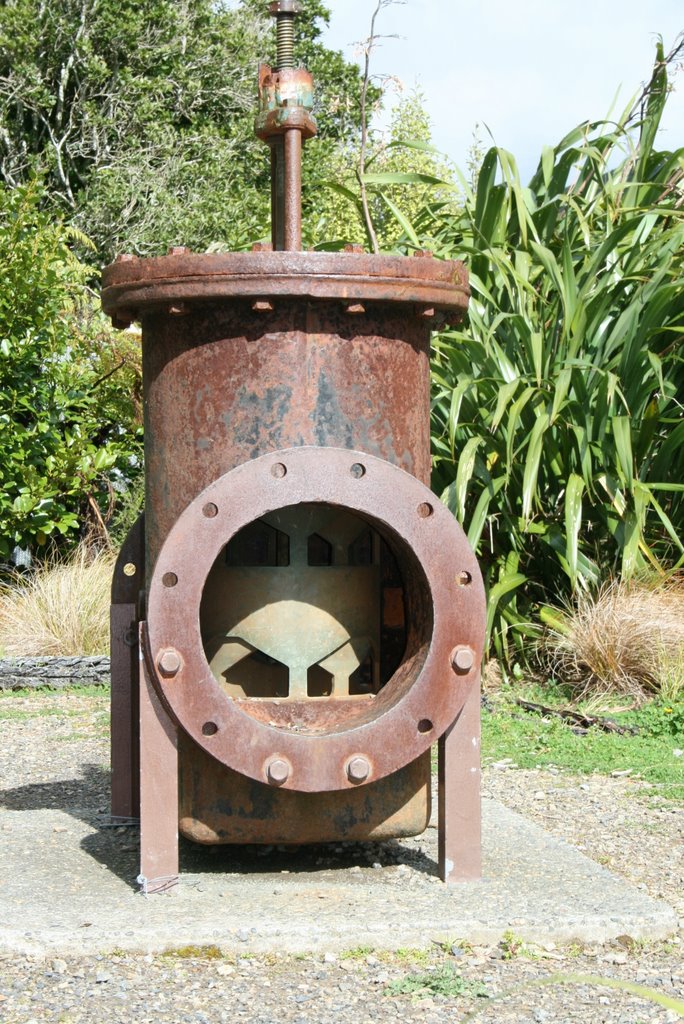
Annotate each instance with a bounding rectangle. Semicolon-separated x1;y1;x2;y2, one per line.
340;945;375;960
160;944;224;960
384;963;489;999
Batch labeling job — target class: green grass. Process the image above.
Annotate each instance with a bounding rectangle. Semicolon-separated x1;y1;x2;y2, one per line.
0;704;80;720
0;687;109;731
0;684;110;699
482;686;684;802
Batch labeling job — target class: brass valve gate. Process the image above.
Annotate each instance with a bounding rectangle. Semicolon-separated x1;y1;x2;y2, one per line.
103;3;485;892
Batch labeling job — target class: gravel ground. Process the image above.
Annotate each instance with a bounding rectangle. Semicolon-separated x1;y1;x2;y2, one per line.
0;690;683;1024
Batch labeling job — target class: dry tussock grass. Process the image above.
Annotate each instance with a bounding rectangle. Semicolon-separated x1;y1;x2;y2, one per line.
542;574;684;704
0;545;114;657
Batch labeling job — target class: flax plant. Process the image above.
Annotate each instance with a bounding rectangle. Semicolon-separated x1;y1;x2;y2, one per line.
423;41;684;662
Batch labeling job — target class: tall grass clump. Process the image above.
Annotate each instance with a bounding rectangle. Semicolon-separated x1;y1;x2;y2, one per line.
0;545;113;656
420;39;684;664
541;573;684;703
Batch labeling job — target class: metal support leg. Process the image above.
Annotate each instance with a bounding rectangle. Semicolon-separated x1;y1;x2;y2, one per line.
110;603;140;817
139;624;179;893
438;678;482;882
110;513;144;818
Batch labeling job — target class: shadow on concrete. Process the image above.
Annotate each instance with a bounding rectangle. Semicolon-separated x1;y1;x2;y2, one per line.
0;764;109;821
179;834;438;879
1;768;438;890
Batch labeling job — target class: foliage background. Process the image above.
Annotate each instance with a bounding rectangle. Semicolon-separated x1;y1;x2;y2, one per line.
425;42;684;660
0;0;682;672
0;182;142;558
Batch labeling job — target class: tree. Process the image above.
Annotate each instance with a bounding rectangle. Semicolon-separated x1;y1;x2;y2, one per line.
0;181;142;558
0;0;374;261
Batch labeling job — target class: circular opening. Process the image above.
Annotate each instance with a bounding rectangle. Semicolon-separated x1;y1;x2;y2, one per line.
202;502;219;519
199;502;432;735
202;721;218;736
417;718;433;733
271;462;287;478
417;502;433;518
122;562;136;577
162;571;178;588
350;463;366;478
457;570;472;586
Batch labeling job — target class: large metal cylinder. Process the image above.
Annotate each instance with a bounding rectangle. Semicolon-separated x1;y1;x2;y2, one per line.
104;248;485;875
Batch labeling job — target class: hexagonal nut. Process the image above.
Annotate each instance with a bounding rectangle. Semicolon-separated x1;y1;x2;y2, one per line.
266;758;290;786
157;648;182;677
346;756;371;784
450;645;475;674
269;0;299;14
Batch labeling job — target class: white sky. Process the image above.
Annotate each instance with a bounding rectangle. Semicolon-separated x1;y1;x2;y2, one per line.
320;1;684;181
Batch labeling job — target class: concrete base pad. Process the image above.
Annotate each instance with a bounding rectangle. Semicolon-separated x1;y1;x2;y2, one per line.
0;799;676;955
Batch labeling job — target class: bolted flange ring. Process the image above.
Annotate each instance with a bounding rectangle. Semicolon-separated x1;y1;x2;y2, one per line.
145;446;485;793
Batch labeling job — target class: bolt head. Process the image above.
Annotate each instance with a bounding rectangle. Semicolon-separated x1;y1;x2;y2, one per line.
158;649;182;677
451;646;475;673
123;628;137;649
115;253;135;263
347;756;371;783
111;316;132;330
266;758;290;785
168;302;190;316
168;245;189;255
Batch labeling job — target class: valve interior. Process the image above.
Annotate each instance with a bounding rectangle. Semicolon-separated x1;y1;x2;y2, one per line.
200;503;407;703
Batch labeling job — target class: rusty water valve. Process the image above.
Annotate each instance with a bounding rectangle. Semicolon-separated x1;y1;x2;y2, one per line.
105;3;485;893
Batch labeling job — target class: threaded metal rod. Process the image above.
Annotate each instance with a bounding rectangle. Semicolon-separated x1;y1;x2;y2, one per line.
276;12;295;68
269;1;299;69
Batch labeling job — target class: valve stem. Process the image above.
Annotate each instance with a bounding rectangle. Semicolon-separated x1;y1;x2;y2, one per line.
269;1;299;70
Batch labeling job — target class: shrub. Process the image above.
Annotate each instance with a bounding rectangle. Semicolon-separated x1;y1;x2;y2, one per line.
424;40;684;664
0;181;143;558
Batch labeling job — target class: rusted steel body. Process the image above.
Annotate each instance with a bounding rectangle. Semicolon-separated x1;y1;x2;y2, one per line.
102;251;469;566
104;249;484;885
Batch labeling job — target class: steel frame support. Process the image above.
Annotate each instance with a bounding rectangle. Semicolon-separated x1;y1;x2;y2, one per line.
139;623;179;893
438;678;482;883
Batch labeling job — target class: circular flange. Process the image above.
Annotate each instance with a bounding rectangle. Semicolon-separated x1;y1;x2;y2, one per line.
145;447;485;793
101;251;469;322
